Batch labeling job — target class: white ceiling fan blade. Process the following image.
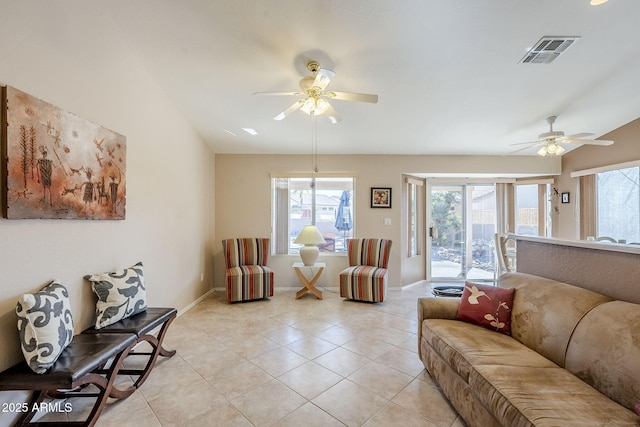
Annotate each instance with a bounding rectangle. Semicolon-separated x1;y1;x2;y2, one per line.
328;91;378;103
509;140;540;147
506;144;539;155
564;132;594;139
563;138;614;146
312;68;335;91
273;100;303;120
323;104;342;124
253;91;301;96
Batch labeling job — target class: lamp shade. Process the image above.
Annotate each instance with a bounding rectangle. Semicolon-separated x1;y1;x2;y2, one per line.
294;225;326;266
294;225;326;245
537;145;548;156
537;142;565;156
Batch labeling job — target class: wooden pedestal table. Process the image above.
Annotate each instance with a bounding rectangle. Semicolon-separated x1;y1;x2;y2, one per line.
293;262;325;299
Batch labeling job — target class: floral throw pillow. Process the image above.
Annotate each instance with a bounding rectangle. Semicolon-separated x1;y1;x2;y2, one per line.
16;280;74;374
85;261;147;329
455;282;515;335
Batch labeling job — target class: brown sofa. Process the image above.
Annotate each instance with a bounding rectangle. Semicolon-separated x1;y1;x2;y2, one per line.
417;272;640;426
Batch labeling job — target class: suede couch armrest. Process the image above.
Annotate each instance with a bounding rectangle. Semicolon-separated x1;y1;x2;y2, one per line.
417;297;461;359
418;296;460;321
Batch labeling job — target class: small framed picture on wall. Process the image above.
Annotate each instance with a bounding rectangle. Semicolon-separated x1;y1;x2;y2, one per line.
561;192;570;204
371;187;392;208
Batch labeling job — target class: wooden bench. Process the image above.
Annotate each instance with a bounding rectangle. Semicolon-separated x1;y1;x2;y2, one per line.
0;333;137;427
82;307;177;391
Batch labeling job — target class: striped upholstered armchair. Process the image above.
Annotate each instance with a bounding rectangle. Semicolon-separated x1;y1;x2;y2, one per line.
339;238;392;302
222;238;274;302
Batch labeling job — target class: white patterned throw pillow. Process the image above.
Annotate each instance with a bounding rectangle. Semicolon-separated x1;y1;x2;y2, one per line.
85;261;147;329
16;280;75;374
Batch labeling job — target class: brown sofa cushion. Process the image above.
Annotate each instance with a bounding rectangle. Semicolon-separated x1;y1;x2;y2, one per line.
456;282;515;335
565;300;640;412
422;319;556;383
499;272;612;367
471;365;639;427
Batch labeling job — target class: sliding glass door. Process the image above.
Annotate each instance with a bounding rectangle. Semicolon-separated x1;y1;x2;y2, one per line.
428;183;496;282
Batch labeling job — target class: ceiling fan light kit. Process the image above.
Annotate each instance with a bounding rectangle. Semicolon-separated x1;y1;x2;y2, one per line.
537;142;565;156
300;97;329;116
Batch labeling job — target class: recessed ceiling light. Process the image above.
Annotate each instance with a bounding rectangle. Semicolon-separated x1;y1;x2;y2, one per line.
242;128;258;136
590;0;608;5
224;129;236;136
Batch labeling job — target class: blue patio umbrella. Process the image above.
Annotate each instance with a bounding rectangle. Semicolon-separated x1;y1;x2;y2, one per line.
335;190;353;232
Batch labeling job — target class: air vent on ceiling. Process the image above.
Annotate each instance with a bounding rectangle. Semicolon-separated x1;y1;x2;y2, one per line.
519;36;580;64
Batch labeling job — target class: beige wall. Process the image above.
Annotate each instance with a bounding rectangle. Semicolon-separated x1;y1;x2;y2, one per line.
214;154;560;289
555;118;640;239
0;3;215;393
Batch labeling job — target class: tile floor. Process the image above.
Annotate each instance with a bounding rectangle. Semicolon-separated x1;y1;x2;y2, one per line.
53;283;467;426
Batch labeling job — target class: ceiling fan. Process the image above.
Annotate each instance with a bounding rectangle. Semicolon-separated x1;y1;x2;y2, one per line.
509;116;614;156
253;61;378;124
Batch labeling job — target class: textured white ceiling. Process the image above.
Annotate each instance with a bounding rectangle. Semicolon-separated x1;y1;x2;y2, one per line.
11;0;640;156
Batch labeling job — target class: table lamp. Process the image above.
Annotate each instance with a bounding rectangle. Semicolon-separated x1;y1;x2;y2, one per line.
294;225;326;266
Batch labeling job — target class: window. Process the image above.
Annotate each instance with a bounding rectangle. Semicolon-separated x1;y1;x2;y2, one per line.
272;176;355;254
513;181;551;237
406;177;424;257
596;166;640;242
515;184;539;236
409;182;418;256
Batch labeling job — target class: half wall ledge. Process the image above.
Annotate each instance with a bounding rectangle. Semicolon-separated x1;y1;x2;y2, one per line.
512;235;640;305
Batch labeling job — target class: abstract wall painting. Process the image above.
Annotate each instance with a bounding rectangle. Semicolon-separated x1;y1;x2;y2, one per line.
1;86;126;219
371;187;392;208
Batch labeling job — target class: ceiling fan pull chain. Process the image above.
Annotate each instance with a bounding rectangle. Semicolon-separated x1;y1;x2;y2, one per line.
311;112;319;173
